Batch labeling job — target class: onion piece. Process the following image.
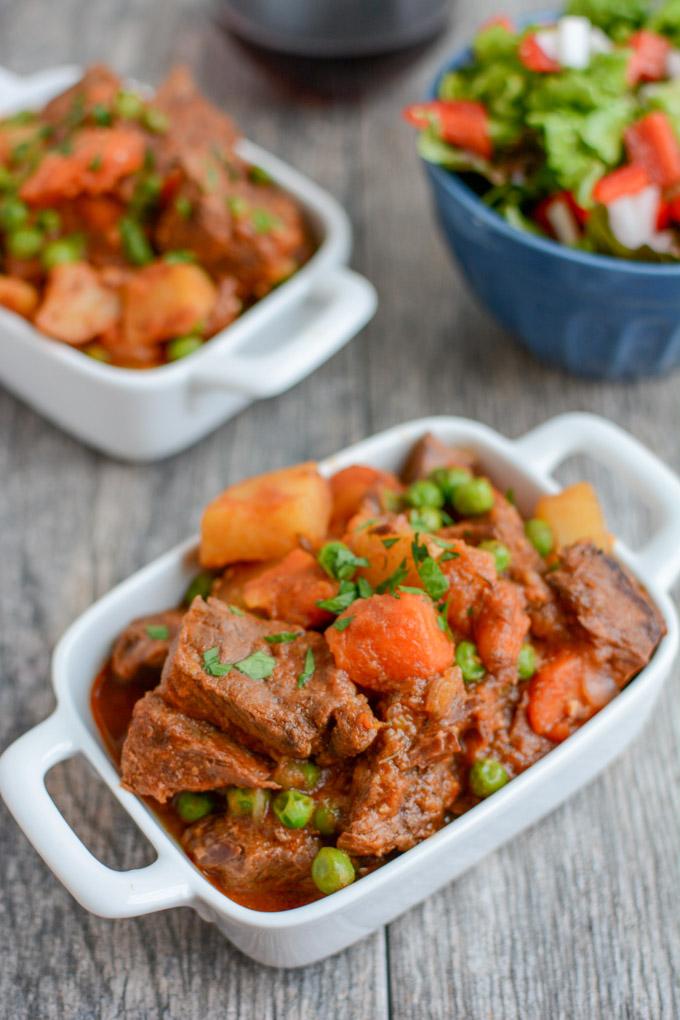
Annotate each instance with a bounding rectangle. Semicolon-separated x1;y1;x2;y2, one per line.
607;185;661;250
534;29;559;63
589;26;613;55
667;49;680;78
557;16;592;70
545;197;581;246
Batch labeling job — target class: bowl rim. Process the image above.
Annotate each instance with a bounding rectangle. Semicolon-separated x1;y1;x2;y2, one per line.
424;16;680;277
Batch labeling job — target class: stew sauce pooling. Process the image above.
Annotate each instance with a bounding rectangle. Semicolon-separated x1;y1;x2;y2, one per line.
0;65;314;367
91;434;665;911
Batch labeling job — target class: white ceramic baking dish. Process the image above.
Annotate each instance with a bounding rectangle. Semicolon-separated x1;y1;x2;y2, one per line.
0;66;377;461
2;412;679;968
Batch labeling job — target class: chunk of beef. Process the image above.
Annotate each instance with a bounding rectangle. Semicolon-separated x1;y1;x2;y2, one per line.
160;597;378;761
445;490;549;605
548;542;665;683
181;812;321;895
401;432;477;484
153;66;240;169
42;65;123;136
473;579;530;681
120;692;276;802
441;539;497;635
337;674;463;857
111;609;184;683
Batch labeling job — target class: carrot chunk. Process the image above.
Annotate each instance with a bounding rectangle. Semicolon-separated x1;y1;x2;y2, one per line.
326;592;454;692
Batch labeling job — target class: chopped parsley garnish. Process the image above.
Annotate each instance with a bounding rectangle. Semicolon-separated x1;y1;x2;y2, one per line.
174;196;193;219
331;616;354;632
251;207;280;234
398;585;425;595
382;489;404;512
381;537;399;549
264;631;301;644
411;536;449;601
234;650;276;680
163;249;196;264
317;541;368;581
145;624;169;640
227;195;248;217
227;604;245;616
202;646;275;680
297;648;315;688
376;559;409;595
436;600;452;636
249;164;273;185
356;577;374;599
88;154;103;172
91;104;112;126
505;488;516;506
317;580;359;614
203;646;231;677
356;518;378;532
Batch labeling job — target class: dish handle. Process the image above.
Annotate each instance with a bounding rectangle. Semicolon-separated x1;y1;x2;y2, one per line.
514;412;680;593
0;710;191;918
189;266;377;399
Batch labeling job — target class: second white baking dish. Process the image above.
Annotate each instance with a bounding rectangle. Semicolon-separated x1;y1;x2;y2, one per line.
1;412;679;966
0;66;377;461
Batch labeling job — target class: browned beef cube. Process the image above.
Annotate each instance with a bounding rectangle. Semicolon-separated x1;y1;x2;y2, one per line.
181;813;321;895
160;598;378;761
337;677;463;858
153;66;240;166
401;432;476;484
120;692;276;802
111;609;184;683
42;65;122;134
548;542;665;682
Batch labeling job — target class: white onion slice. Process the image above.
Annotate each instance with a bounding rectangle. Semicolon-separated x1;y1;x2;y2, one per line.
589;26;613;55
534;29;559;63
557;16;592;70
667;49;680;78
545;197;581;246
608;185;661;250
647;230;676;254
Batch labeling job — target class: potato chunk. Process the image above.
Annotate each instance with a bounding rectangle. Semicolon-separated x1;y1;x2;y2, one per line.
200;462;332;568
534;483;613;553
121;262;216;349
34;262;120;345
0;275;38;317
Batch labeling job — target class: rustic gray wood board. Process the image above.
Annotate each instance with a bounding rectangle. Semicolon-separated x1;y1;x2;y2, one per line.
0;0;679;1017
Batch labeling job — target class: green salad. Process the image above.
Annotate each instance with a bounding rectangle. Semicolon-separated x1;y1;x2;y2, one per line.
403;0;680;261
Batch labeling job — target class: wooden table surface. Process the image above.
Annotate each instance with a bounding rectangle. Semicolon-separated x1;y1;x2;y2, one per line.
2;1;679;1017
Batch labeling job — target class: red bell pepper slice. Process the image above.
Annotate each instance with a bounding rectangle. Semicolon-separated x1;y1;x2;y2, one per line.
627;30;671;85
402;100;492;158
592;164;651;205
518;33;560;74
665;194;680;223
657;199;672;230
625;111;680;188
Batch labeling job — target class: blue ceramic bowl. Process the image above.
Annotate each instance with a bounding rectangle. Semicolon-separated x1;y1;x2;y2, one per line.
423;44;680;379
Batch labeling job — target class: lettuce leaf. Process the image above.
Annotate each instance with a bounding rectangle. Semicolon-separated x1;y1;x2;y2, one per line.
527;52;630;113
648;0;680;46
565;0;648;41
643;78;680;138
417;129;505;184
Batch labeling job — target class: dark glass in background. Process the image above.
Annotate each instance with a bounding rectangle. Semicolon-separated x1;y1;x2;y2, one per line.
218;0;450;58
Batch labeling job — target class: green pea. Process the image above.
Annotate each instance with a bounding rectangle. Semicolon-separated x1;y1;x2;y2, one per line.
452;478;494;517
143;107;169;134
469;759;509;798
456;640;486;685
167;335;203;361
119;216;153;266
408;507;443;532
42;237;83;270
83;343;111;363
479;540;511;573
175;195;193;219
36;208;61;235
311;847;355;895
91;103;112;126
273;759;321;791
524;518;554;558
115;90;144;120
174;791;214;822
406;479;445;509
7;227;43;259
518;643;537;681
227;787;270;821
249;164;273;185
182;570;214;605
429;466;471;503
0;196;28;231
313;801;341;837
272;790;315;829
